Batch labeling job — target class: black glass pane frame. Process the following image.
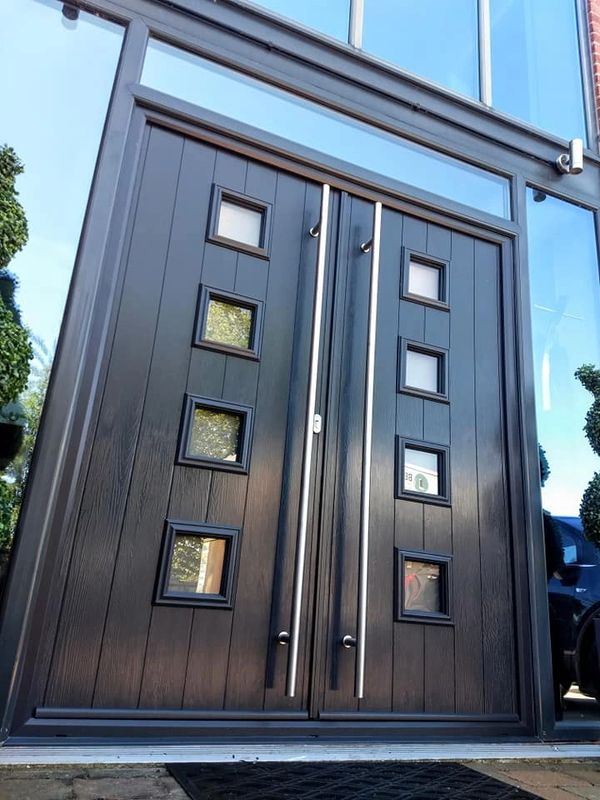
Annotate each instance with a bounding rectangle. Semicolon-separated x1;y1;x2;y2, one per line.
177;394;254;473
398;337;449;402
207;184;273;258
396;436;451;506
395;548;453;625
195;285;264;360
401;247;450;310
155;520;240;608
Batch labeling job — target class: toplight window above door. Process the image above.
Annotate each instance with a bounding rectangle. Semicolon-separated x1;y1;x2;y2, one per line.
141;40;510;218
241;0;590;145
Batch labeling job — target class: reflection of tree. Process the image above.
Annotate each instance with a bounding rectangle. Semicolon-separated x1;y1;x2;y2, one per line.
169;534;225;594
205;299;252;350
0;338;51;586
575;364;600;546
0;145;32;408
190;408;240;461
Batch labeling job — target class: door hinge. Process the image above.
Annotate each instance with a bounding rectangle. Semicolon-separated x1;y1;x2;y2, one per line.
313;413;322;434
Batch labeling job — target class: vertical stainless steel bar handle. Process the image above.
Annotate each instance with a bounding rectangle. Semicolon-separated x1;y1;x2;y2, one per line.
356;201;382;699
285;183;331;698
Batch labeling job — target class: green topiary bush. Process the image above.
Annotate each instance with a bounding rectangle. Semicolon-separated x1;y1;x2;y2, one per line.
0;144;31;414
0;299;31;408
575;364;600;546
0;146;28;271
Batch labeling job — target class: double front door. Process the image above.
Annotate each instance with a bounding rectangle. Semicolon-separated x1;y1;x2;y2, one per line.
35;126;526;731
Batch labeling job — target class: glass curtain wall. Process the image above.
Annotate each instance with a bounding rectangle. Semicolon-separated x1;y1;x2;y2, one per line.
248;0;589;143
490;0;587;142
0;0;123;601
527;188;600;723
142;40;510;217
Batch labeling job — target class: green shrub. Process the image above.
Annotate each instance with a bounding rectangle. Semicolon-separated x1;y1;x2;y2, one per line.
0;298;32;408
576;364;600;546
0;145;28;271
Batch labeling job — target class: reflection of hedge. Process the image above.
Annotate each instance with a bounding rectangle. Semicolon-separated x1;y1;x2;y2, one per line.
0;145;31;411
0;146;28;271
0;300;31;408
576;364;600;547
0;479;17;555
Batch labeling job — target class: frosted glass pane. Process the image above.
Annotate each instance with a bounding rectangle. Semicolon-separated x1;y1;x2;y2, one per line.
408;260;440;300
406;349;439;393
168;535;226;595
404;560;442;613
189;407;242;461
404;447;439;495
205;299;253;349
218;200;263;247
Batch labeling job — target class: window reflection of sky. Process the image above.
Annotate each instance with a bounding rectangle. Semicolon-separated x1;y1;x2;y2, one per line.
0;0;123;352
527;190;600;516
249;0;350;41
141;40;510;219
491;0;587;143
363;0;479;99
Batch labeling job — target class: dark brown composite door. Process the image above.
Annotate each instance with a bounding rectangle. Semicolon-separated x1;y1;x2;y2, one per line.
30;127;525;732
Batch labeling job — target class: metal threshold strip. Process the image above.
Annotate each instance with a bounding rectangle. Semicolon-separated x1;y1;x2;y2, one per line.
0;742;599;765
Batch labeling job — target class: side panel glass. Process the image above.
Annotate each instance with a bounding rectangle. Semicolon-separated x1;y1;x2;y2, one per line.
491;0;587;142
527;188;600;722
249;0;350;41
0;0;123;600
142;40;510;218
363;0;479;99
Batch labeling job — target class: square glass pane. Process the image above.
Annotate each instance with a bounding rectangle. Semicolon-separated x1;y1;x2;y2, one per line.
408;260;441;301
406;349;439;393
168;534;226;595
404;447;439;496
205;298;253;350
217;200;263;247
404;559;442;613
189;406;242;462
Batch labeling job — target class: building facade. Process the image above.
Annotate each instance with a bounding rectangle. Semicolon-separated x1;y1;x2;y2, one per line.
1;0;600;744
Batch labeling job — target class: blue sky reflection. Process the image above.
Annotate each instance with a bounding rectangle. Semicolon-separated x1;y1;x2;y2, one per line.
0;0;123;352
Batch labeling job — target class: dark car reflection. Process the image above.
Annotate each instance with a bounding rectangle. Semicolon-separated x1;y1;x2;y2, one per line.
546;514;600;715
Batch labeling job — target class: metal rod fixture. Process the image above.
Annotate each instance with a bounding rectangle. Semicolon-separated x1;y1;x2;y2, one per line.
478;0;492;106
349;0;364;49
285;184;331;698
309;223;320;238
355;201;382;700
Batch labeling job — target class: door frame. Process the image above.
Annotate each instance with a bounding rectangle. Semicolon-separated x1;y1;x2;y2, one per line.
1;78;537;742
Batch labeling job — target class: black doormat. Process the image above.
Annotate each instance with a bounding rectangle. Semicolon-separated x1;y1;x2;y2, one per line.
168;761;541;799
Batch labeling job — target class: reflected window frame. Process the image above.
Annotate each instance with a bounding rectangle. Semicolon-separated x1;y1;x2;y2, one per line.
207;184;272;258
195;285;264;360
396;437;451;505
155;519;240;608
398;338;449;402
395;548;453;625
177;394;254;473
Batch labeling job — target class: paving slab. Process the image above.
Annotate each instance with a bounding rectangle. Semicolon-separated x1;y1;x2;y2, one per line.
71;775;188;799
1;759;600;799
0;777;73;800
